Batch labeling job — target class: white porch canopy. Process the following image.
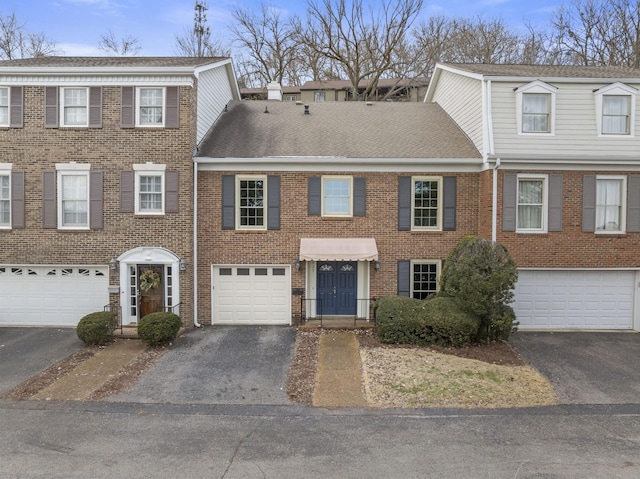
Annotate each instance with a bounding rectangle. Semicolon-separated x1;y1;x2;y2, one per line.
299;238;378;262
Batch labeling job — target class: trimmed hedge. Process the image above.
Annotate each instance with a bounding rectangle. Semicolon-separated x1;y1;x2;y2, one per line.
137;312;182;346
375;296;479;347
76;311;118;345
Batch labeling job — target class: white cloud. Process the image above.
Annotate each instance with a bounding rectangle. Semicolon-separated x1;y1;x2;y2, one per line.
57;42;103;56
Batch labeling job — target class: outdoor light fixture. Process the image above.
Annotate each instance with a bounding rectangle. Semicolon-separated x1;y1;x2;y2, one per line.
295;259;301;271
109;258;117;271
179;259;187;271
374;260;381;272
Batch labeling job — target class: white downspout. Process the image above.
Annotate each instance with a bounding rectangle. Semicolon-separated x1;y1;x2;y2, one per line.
193;159;201;327
492;158;500;243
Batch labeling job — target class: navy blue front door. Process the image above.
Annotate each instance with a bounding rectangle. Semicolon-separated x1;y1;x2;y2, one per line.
317;261;357;315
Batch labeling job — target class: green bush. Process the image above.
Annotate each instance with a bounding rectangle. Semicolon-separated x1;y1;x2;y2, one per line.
137;312;182;346
489;303;518;341
376;296;479;347
76;311;118;345
439;236;518;341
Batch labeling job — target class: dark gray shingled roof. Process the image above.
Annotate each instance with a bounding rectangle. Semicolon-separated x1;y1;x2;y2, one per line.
0;56;227;68
441;63;640;79
197;100;481;159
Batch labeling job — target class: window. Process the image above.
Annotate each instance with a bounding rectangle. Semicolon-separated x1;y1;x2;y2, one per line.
411;261;440;300
595;83;636;136
515;80;557;135
0;87;8;127
137;87;164;126
412;176;442;230
322;176;352;216
60;87;88;126
0;172;9;227
314;91;325;102
58;172;89;229
517;175;548;232
596;176;626;233
133;163;166;215
237;175;266;229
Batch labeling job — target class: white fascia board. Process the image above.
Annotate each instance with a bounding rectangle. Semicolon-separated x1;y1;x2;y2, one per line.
0;75;195;87
479;75;640;84
424;63;485;102
195;156;485;173
487;154;640;171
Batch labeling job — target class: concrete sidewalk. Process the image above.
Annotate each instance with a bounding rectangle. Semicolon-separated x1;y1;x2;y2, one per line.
313;332;367;408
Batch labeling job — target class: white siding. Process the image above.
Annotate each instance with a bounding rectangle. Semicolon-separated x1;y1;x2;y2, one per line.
431;70;484;154
197;64;236;144
492;81;640;157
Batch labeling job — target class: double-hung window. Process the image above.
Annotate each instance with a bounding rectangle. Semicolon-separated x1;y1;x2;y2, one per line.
596;176;626;233
515;80;557;135
0;171;9;227
0;87;8;127
411;261;440;300
57;167;90;229
314;91;325;102
595;83;636;136
412;176;442;230
60;87;88;126
322;176;352;216
237;175;266;229
133;163;165;215
137;87;164;126
517;175;548;232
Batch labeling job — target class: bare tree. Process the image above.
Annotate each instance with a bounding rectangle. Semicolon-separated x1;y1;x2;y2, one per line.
175;1;229;57
296;0;424;100
0;11;57;59
230;3;298;86
98;29;141;56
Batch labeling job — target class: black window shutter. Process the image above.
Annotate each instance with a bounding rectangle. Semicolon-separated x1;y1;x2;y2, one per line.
165;86;179;128
502;173;517;231
165;171;179;213
628;176;640;233
90;171;103;229
42;171;57;228
44;86;58;128
11;171;25;228
308;177;321;216
548;174;563;232
9;86;23;128
267;175;281;230
120;171;135;213
121;86;135;128
398;176;411;230
443;176;456;231
222;175;236;229
353;177;366;216
397;260;411;297
88;86;102;128
582;175;596;233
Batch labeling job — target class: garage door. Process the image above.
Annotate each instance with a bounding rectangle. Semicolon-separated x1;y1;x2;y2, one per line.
513;270;636;330
0;266;109;327
212;265;291;325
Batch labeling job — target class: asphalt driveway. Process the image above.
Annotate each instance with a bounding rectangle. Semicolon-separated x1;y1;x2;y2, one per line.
0;327;84;395
512;331;640;404
108;325;297;405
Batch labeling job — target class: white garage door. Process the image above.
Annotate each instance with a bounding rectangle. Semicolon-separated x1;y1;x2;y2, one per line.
212;265;291;325
0;266;109;327
513;270;636;330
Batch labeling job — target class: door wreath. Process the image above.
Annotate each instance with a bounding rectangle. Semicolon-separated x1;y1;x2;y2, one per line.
139;269;161;292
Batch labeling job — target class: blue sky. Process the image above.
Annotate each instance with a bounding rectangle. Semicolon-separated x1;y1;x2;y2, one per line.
2;0;561;57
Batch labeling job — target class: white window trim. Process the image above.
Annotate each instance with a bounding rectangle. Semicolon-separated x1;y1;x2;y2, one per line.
595;174;627;234
410;260;441;299
135;87;166;127
321;175;353;217
59;86;89;128
133;163;166;215
411;176;443;232
0;86;9;127
516;173;548;234
236;174;267;231
55;162;91;230
0;163;11;229
515;80;557;136
594;83;637;137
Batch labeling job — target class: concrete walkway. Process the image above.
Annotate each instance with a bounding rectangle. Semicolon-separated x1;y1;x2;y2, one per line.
313;332;367;408
31;339;147;401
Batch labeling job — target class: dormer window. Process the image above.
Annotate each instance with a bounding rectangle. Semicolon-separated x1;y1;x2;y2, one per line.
515;80;557;135
595;83;636;136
